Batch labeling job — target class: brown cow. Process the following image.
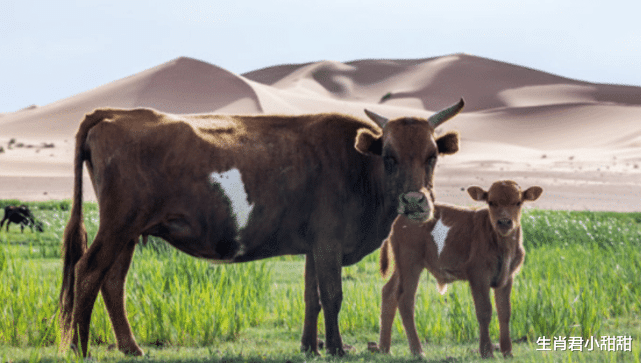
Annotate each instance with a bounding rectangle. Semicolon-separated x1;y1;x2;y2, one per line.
59;99;465;357
378;180;542;358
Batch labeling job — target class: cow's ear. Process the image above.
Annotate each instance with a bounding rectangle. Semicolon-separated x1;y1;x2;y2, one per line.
523;186;543;202
467;186;488;202
436;131;459;155
355;128;383;156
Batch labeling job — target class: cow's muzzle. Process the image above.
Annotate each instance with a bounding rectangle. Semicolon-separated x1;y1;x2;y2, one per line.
398;192;433;222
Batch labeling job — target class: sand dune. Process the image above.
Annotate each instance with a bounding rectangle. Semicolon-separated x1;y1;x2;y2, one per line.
0;57;261;137
1;54;640;211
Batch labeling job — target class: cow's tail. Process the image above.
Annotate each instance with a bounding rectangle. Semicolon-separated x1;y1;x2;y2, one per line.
379;238;394;278
59;109;109;345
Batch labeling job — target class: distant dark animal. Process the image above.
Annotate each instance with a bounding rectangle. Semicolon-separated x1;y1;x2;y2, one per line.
378;180;542;358
59;99;464;357
1;205;44;233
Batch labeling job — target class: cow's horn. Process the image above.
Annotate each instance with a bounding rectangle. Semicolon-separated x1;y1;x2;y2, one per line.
427;98;465;128
364;109;389;128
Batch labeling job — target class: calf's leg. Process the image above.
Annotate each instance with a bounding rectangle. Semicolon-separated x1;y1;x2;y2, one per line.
494;278;513;357
396;264;425;356
379;270;399;353
100;239;143;356
470;278;494;358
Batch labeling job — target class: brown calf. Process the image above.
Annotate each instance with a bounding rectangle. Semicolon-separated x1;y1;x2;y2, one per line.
378;180;542;358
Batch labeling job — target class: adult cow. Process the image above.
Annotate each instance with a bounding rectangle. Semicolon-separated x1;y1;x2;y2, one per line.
1;205;44;233
59;99;464;357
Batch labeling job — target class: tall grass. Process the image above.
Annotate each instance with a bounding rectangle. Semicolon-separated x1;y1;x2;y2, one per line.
1;202;639;362
123;245;272;346
0;199;272;348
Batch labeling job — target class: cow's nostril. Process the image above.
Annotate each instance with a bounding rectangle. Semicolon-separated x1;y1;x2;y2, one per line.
403;192;425;204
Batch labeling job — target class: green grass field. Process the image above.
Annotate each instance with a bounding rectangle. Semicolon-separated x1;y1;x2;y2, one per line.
0;200;640;362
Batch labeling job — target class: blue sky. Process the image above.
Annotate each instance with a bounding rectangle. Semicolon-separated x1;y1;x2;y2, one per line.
1;0;640;113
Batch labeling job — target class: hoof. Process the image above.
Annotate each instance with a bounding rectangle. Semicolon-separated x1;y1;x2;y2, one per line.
367;342;381;353
122;346;144;356
478;343;499;358
327;343;353;356
300;339;323;355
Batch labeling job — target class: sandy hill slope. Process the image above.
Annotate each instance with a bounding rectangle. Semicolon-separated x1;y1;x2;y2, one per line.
1;54;640;211
0;57;261;138
244;53;641;111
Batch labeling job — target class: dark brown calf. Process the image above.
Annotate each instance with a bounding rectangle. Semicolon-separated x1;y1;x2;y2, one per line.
378;180;542;358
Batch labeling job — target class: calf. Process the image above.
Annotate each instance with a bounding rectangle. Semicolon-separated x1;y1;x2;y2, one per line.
1;205;44;233
378;180;542;358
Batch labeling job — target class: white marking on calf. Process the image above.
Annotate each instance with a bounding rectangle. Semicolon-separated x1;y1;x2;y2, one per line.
430;218;450;257
209;168;254;228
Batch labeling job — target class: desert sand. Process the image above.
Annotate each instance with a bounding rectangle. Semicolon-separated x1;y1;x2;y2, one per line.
1;54;640;212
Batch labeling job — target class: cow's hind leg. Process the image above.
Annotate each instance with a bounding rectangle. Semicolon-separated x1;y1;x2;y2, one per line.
300;253;322;355
70;229;134;357
100;239;143;356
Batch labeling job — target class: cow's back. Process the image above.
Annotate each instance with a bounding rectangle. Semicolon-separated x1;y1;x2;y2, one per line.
82;108;383;262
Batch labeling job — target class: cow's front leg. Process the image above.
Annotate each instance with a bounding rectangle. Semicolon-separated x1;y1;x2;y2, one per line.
313;240;345;356
301;253;322;355
470;277;494;358
494;278;513;357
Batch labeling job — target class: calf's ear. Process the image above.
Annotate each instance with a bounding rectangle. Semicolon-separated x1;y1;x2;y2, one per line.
523;186;543;202
355;128;383;156
467;186;488;202
436;131;459;155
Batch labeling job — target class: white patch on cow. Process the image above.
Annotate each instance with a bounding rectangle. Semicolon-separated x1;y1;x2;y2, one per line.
437;282;448;295
209;168;253;228
431;218;450;257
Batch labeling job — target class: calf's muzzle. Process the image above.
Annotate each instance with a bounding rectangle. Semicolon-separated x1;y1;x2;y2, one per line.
496;218;514;235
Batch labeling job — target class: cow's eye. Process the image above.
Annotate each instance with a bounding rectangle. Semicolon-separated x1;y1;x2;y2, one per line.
516;201;522;207
426;156;437;168
488;201;497;207
383;154;398;171
384;154;397;165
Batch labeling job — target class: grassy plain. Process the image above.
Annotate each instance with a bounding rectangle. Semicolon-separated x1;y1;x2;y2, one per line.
0;200;639;362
